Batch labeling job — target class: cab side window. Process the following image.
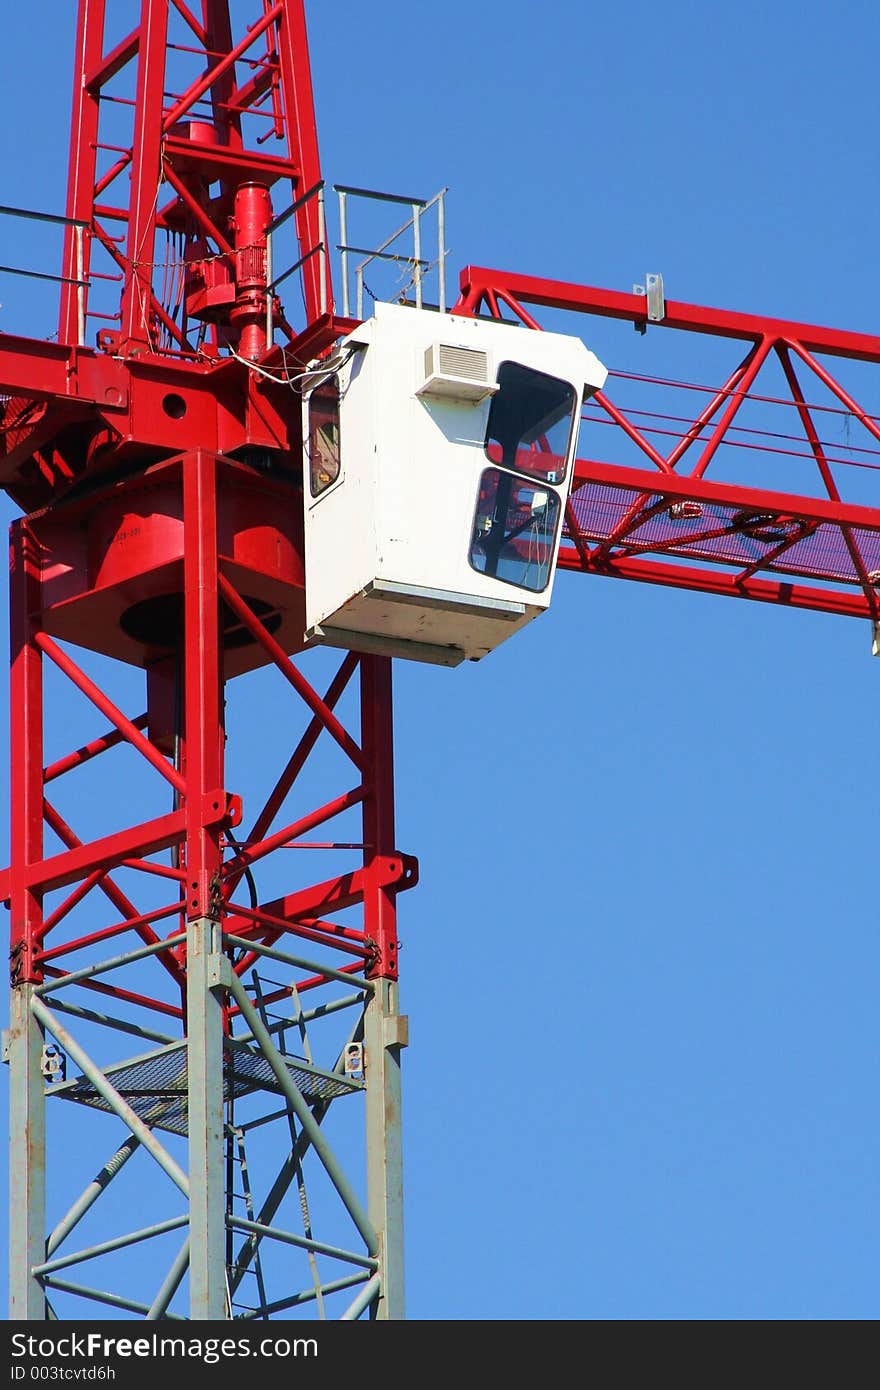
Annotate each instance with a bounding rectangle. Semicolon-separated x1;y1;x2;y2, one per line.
308;375;341;497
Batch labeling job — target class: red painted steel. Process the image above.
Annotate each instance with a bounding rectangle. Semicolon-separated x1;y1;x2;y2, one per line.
7;0;880;1157
1;4;415;1046
3;455;415;1010
456;266;880;622
0;1;351;514
8;522;45;991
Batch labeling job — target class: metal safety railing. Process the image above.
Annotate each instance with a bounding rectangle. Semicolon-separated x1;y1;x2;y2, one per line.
0;204;89;346
335;184;448;319
265;181;328;348
265;181;449;347
0;185;448;355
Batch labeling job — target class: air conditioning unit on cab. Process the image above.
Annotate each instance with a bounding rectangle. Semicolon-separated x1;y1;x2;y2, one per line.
416;342;498;402
302;302;607;666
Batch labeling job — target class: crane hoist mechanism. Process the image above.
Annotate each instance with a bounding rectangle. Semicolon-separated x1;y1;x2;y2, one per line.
2;0;880;1324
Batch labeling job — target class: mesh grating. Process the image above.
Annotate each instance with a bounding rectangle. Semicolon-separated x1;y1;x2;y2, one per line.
47;1040;359;1137
567;483;880;585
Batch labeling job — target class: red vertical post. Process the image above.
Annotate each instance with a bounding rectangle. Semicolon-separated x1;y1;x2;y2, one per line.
120;1;170;351
360;653;407;1318
182;451;227;1317
59;0;106;345
203;0;243;147
276;0;331;321
360;655;398;978
9;519;45;986
182;452;224;921
8;517;47;1319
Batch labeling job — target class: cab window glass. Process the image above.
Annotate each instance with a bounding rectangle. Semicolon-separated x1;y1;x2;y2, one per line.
485;361;577;485
469;467;561;592
308;376;341;497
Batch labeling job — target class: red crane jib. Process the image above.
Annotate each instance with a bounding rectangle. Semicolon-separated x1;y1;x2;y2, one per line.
456;266;880;624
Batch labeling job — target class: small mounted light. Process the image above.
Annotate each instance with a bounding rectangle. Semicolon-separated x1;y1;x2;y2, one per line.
668;500;702;521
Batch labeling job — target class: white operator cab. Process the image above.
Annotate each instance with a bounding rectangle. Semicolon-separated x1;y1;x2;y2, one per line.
301;301;607;665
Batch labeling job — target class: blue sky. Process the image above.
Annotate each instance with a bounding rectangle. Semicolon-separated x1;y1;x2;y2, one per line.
1;1;878;1320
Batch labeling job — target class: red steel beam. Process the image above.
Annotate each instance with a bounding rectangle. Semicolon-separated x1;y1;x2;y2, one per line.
2;808;189;897
557;547;872;620
224;857;414;939
217;574;365;770
224;901;371;960
41;966;184;1020
44;715;150;784
182;452;225;921
35;901;185;964
35;633;185;796
458;265;880;364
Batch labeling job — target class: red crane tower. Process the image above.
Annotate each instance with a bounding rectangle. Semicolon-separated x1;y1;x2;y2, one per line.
3;3;879;1320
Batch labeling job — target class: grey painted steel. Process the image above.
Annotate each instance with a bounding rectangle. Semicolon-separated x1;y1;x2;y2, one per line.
338;189;349;316
8;984;47;1318
238;1271;368;1318
318;185;327;316
341;1272;381;1321
230;1128;270;1316
333;184;428;207
31;997;189;1196
36;931;187;996
0;264;87;288
47;1136;141;1257
223;968;379;1257
265;180;328;342
278;978;324;1314
234;990;366;1048
237;1103;297;1134
229;1022;360;1288
267;181;325;235
47;997;176;1047
412;204;422;309
344;185;446;316
147;1237;190;1320
0;203;88;227
74;224;85;344
34;1215;189;1276
40;1275;184;1320
223;932;374;991
228;1120;326;1294
186;918;227;1319
437;191;446;312
365;977;406;1320
227;1215;377;1270
229;1036;363;1096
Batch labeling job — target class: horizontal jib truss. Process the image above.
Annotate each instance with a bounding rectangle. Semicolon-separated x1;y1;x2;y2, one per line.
456;265;880;621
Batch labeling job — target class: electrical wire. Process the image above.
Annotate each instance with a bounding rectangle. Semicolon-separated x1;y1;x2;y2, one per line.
606;365;880;426
225;827;259;913
224;342;357;392
586;397;880;461
581;407;880;475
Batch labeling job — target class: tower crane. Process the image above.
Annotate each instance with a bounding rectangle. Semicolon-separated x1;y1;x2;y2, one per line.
2;2;877;1321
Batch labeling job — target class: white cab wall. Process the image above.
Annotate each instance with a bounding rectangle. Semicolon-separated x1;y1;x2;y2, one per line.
303;302;607;663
